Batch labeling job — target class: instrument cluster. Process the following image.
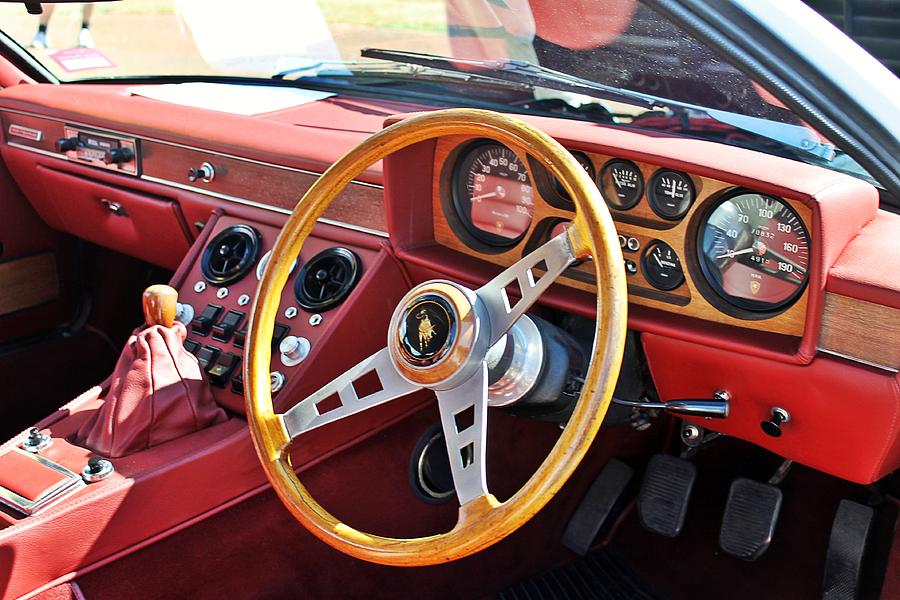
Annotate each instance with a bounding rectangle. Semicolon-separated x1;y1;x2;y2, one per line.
435;137;813;334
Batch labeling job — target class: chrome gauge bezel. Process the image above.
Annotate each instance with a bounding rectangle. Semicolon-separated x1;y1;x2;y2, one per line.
450;140;533;249
694;190;811;315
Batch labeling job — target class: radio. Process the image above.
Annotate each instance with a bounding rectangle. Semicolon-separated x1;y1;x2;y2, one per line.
55;126;138;175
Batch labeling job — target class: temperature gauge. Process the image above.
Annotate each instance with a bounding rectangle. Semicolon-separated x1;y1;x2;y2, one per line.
599;159;644;210
641;240;685;291
648;170;694;220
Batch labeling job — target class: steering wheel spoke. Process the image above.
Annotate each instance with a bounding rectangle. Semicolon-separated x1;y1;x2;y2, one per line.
281;347;420;439
435;362;489;506
476;231;578;346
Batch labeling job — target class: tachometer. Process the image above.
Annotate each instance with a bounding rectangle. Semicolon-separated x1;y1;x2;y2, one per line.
697;192;810;312
452;142;534;246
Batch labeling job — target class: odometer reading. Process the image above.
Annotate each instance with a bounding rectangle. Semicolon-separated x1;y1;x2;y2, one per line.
452;142;534;246
698;192;810;312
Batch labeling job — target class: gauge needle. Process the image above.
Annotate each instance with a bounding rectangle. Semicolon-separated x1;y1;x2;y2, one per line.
715;247;754;259
470;191;498;202
653;253;665;268
612;173;623;187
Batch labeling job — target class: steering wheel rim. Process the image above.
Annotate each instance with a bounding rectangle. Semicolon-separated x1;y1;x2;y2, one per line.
245;108;627;566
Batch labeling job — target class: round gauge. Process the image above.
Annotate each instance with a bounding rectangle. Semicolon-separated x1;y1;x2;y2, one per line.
599;159;644;210
641;240;685;291
452;142;534;246
552;151;595;202
697;192;810;312
648;170;695;220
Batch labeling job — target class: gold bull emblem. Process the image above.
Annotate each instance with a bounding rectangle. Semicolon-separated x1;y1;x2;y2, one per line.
416;309;436;352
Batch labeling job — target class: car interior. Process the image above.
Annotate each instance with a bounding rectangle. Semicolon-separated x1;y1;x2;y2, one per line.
0;0;898;599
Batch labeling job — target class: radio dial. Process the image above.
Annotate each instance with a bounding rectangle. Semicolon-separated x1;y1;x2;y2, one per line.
103;147;134;165
55;137;79;153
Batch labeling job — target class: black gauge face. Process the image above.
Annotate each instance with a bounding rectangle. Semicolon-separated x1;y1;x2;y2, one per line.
452;142;534;246
648;170;694;220
553;151;595;202
641;240;684;291
698;192;810;312
599;159;644;210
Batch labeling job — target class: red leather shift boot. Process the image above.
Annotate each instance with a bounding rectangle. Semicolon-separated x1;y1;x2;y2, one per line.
75;322;226;457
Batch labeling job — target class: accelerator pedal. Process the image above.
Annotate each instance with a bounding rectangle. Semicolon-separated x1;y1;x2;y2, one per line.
822;499;875;600
719;478;782;560
562;458;635;556
637;454;697;537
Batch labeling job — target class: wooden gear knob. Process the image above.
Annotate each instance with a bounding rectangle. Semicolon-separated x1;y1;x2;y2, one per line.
142;284;178;327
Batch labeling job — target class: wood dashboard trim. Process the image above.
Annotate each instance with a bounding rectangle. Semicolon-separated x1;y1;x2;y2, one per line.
819;292;900;372
1;108;388;237
432;135;812;337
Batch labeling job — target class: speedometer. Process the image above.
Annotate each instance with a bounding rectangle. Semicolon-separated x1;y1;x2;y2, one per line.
452;142;534;246
698;192;810;312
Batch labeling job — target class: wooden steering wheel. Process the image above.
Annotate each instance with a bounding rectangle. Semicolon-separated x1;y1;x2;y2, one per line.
245;109;627;566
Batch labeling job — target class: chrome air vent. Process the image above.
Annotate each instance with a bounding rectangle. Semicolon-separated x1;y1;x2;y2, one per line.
293;247;361;311
201;224;262;285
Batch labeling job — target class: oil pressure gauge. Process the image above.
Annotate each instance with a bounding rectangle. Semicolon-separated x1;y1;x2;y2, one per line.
648;169;695;220
641;240;684;291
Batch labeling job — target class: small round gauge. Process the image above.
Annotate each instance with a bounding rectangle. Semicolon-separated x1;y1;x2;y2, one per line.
553;151;595;202
697;192;810;312
452;142;534;246
648;170;695;220
641;240;685;291
599;159;644;210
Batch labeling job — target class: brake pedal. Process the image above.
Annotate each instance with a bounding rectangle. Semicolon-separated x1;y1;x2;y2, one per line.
719;478;782;560
637;454;697;537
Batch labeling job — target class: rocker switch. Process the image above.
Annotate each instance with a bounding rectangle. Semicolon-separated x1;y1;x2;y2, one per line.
191;304;222;336
212;310;245;342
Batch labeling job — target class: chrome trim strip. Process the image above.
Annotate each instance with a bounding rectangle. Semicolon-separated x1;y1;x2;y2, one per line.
7;140;60;160
817;347;899;373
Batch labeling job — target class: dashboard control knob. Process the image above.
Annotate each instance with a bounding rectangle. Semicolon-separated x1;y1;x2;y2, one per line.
22;427;52;453
280;335;310;367
187;162;215;183
102;147;134;165
175;302;195;325
54;136;79;153
82;456;114;482
761;407;791;438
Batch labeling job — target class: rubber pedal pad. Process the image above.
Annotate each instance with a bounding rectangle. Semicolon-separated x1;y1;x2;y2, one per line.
822;499;875;600
562;458;635;556
719;477;782;560
637;454;697;537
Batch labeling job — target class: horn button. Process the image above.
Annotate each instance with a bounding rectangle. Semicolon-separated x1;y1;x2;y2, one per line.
388;281;487;388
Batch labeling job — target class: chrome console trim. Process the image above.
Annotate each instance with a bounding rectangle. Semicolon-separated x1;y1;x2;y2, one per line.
0;448;85;516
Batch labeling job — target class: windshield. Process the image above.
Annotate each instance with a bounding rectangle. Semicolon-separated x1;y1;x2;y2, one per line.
0;0;876;183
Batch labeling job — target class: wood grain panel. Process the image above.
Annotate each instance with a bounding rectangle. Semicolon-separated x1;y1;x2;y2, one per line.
141;140;387;232
432;135;811;336
0;253;59;316
819;292;900;370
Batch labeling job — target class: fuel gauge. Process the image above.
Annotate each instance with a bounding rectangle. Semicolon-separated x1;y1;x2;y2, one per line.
599;159;644;210
641;240;685;291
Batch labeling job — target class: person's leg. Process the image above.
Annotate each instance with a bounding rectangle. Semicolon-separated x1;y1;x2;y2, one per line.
30;4;56;48
78;3;95;48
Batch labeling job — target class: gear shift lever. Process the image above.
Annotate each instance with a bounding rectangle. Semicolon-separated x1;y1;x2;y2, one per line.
142;284;178;327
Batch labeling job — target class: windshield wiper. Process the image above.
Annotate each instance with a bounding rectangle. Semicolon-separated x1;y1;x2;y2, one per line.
359;48;836;161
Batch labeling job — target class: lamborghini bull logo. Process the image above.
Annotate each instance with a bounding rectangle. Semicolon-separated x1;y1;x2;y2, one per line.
416;309;436;352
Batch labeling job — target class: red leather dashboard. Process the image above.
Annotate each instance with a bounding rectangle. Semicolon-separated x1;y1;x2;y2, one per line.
0;81;898;597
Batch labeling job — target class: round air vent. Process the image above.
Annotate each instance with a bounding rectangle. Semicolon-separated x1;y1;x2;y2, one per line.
201;224;262;286
293;247;361;311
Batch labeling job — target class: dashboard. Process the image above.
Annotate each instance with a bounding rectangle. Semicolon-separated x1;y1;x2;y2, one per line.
0;84;898;488
432;135;812;337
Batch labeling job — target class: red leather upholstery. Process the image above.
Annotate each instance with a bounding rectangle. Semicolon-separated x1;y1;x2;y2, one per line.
643;332;900;484
0;450;71;502
828;209;900;310
75;323;226;458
